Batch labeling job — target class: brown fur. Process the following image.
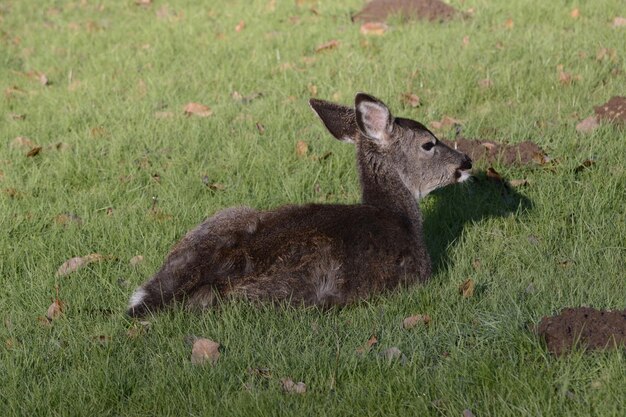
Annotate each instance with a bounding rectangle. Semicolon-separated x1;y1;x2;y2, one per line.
127;93;471;317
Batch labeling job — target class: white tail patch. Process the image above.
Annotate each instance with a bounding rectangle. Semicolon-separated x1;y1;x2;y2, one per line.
129;287;147;308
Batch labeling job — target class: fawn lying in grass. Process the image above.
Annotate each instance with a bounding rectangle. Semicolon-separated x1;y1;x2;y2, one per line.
128;93;472;317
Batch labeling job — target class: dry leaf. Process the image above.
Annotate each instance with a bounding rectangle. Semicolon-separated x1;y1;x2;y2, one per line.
256;122;265;134
56;253;105;277
403;314;431;329
574;159;595;173
504;18;514;29
209;183;226;191
381;346;403;361
46;299;64;321
570;8;580;19
296;140;308;157
54;212;82;226
135;0;152;6
613;17;626;27
37;316;52;327
281;378;307;394
315;39;340;53
235;20;245;32
595;48;617;62
576;115;600;134
430;116;463;130
478;78;493;89
184;102;213;117
308;83;318;97
191;338;221;365
557;64;581;85
463;410;476;417
360;22;387;35
127;320;151;338
509;179;529;187
129;255;144;266
402;93;421;108
26;146;43;157
356;334;378;355
11;136;35;149
471;258;481;270
462;35;470;47
486;167;504;183
459;278;475;298
8;113;26;121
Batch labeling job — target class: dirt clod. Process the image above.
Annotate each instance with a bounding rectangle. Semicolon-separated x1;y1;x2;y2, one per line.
536;307;626;356
441;137;548;167
594;96;626;127
353;0;458;23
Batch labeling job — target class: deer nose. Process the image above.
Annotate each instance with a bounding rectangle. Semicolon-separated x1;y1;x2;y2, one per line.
459;156;472;171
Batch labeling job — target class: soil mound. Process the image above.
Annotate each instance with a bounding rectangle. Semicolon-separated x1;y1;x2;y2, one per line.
353;0;458;23
441;137;548;167
536;307;626;356
594;96;626;127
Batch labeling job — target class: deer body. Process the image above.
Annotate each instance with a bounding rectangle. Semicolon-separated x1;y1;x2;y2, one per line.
128;93;471;317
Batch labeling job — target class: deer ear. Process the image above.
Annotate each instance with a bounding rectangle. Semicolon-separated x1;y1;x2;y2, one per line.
309;98;358;143
354;93;393;143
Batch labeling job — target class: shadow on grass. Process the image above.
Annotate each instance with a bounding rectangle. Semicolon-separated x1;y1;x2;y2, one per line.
423;170;533;274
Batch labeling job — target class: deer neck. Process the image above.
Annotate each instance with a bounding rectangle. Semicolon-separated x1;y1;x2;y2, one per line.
357;144;423;229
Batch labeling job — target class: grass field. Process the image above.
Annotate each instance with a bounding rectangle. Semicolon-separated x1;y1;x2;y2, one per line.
1;0;625;415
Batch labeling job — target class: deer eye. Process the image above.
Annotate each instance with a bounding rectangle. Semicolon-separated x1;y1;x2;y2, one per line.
421;141;435;151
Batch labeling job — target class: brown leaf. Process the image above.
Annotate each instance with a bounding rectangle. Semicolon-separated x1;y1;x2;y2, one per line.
129;255;144;266
478;78;493;89
281;378;307;394
504;18;514;29
574;159;595;173
11;136;35;149
557;64;581;85
356;335;378;355
576;115;600;134
595;48;617;62
126;320;151;338
508;179;529;187
54;213;82;226
557;259;575;268
360;22;387;36
570;8;580;19
90;126;107;138
429;116;463;131
295;140;308;157
8;113;26;121
183;102;213;117
486;167;504;183
135;0;152;6
256;122;265;134
191;338;221;365
403;314;431;330
235;20;245;32
315;39;340;53
381;346;403;361
92;335;111;345
37;316;52;327
471;259;482;270
46;299;64;321
462;35;470;47
209;183;226;191
459;278;475;298
26;146;42;157
402;93;421;108
613;17;626;27
5;85;26;98
56;253;106;277
308;83;318;97
463;410;476;417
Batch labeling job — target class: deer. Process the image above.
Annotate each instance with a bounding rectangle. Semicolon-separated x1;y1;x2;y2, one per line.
127;93;472;317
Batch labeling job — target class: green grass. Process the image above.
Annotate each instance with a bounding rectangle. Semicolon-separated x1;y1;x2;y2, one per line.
1;0;625;415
